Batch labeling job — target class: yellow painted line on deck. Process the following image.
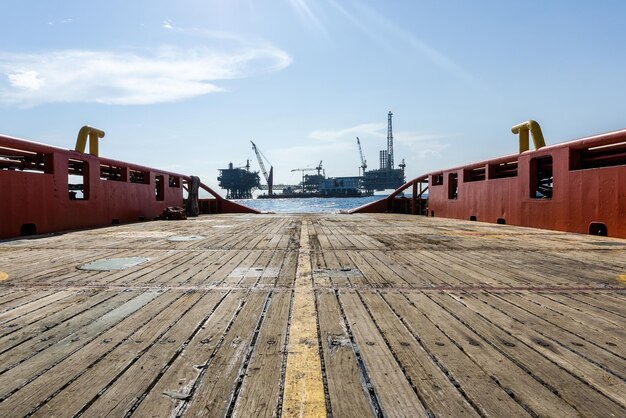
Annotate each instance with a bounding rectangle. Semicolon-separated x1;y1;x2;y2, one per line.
617;275;626;284
0;271;8;281
282;218;326;418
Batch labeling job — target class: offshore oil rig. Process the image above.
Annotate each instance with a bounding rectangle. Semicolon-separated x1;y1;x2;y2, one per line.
218;112;406;199
217;160;260;199
361;111;406;193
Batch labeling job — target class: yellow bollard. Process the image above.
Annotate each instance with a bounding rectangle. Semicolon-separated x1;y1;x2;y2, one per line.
512;120;545;153
75;125;105;156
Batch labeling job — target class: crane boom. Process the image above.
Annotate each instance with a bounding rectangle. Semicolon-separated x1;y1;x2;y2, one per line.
251;141;273;195
356;137;367;174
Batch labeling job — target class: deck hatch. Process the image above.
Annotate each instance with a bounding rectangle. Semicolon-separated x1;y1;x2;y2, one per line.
79;257;150;271
167;235;204;242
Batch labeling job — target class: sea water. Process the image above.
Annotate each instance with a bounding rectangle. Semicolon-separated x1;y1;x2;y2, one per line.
231;195;386;213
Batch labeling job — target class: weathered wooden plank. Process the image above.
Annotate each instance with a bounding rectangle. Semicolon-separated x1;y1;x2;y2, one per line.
315;289;373;418
0;289;60;317
0;290;30;308
339;290;428;417
232;290;291;417
162;250;224;287
565;292;626;317
0;290;116;346
0;290;164;406
394;291;581;417
275;249;297;288
26;291;206;417
220;250;264;287
181;291;269;416
433;292;626;416
0;290;139;371
498;292;624;351
322;250;351;287
359;291;480;417
203;250;253;287
385;291;526;416
184;250;241;287
478;292;626;380
130;290;246;417
76;291;227;417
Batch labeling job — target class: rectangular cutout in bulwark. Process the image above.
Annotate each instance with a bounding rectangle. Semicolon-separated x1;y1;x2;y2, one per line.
431;173;444;186
129;168;149;184
448;173;458;199
530;156;553;199
68;159;89;200
0;146;53;174
463;166;486;182
570;141;626;170
100;163;126;181
488;160;518;179
155;175;164;201
169;176;180;187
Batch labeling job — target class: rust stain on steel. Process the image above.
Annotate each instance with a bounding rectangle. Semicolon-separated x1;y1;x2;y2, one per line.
281;218;326;418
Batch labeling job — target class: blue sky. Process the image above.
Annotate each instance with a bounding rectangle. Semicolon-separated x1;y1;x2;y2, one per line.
1;1;625;194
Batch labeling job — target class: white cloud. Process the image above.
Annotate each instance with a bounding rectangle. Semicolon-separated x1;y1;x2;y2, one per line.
7;70;44;90
162;20;173;30
0;45;291;106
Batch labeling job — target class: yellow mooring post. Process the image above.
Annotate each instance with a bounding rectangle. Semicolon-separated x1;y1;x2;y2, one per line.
511;120;546;153
75;125;105;156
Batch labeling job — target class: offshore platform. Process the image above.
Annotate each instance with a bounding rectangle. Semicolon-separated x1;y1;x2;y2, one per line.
217;111;406;198
361;111;406;193
217;160;260;199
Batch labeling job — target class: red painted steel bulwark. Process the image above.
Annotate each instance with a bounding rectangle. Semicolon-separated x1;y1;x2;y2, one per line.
354;129;626;239
428;130;626;238
0;134;184;238
1;133;258;239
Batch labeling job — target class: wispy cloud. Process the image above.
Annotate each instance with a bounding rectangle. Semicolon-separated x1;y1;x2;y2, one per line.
47;18;73;26
309;122;386;141
162;20;173;30
306;122;452;160
394;131;451;158
0;45;292;106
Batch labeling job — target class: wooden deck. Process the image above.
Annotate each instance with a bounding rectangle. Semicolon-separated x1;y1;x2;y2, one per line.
0;213;624;417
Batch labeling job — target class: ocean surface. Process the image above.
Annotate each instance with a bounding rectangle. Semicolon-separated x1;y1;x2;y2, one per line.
231;195;386;213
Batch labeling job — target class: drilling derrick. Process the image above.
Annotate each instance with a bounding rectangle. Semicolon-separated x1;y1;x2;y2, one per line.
387;111;394;169
361;111;406;192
